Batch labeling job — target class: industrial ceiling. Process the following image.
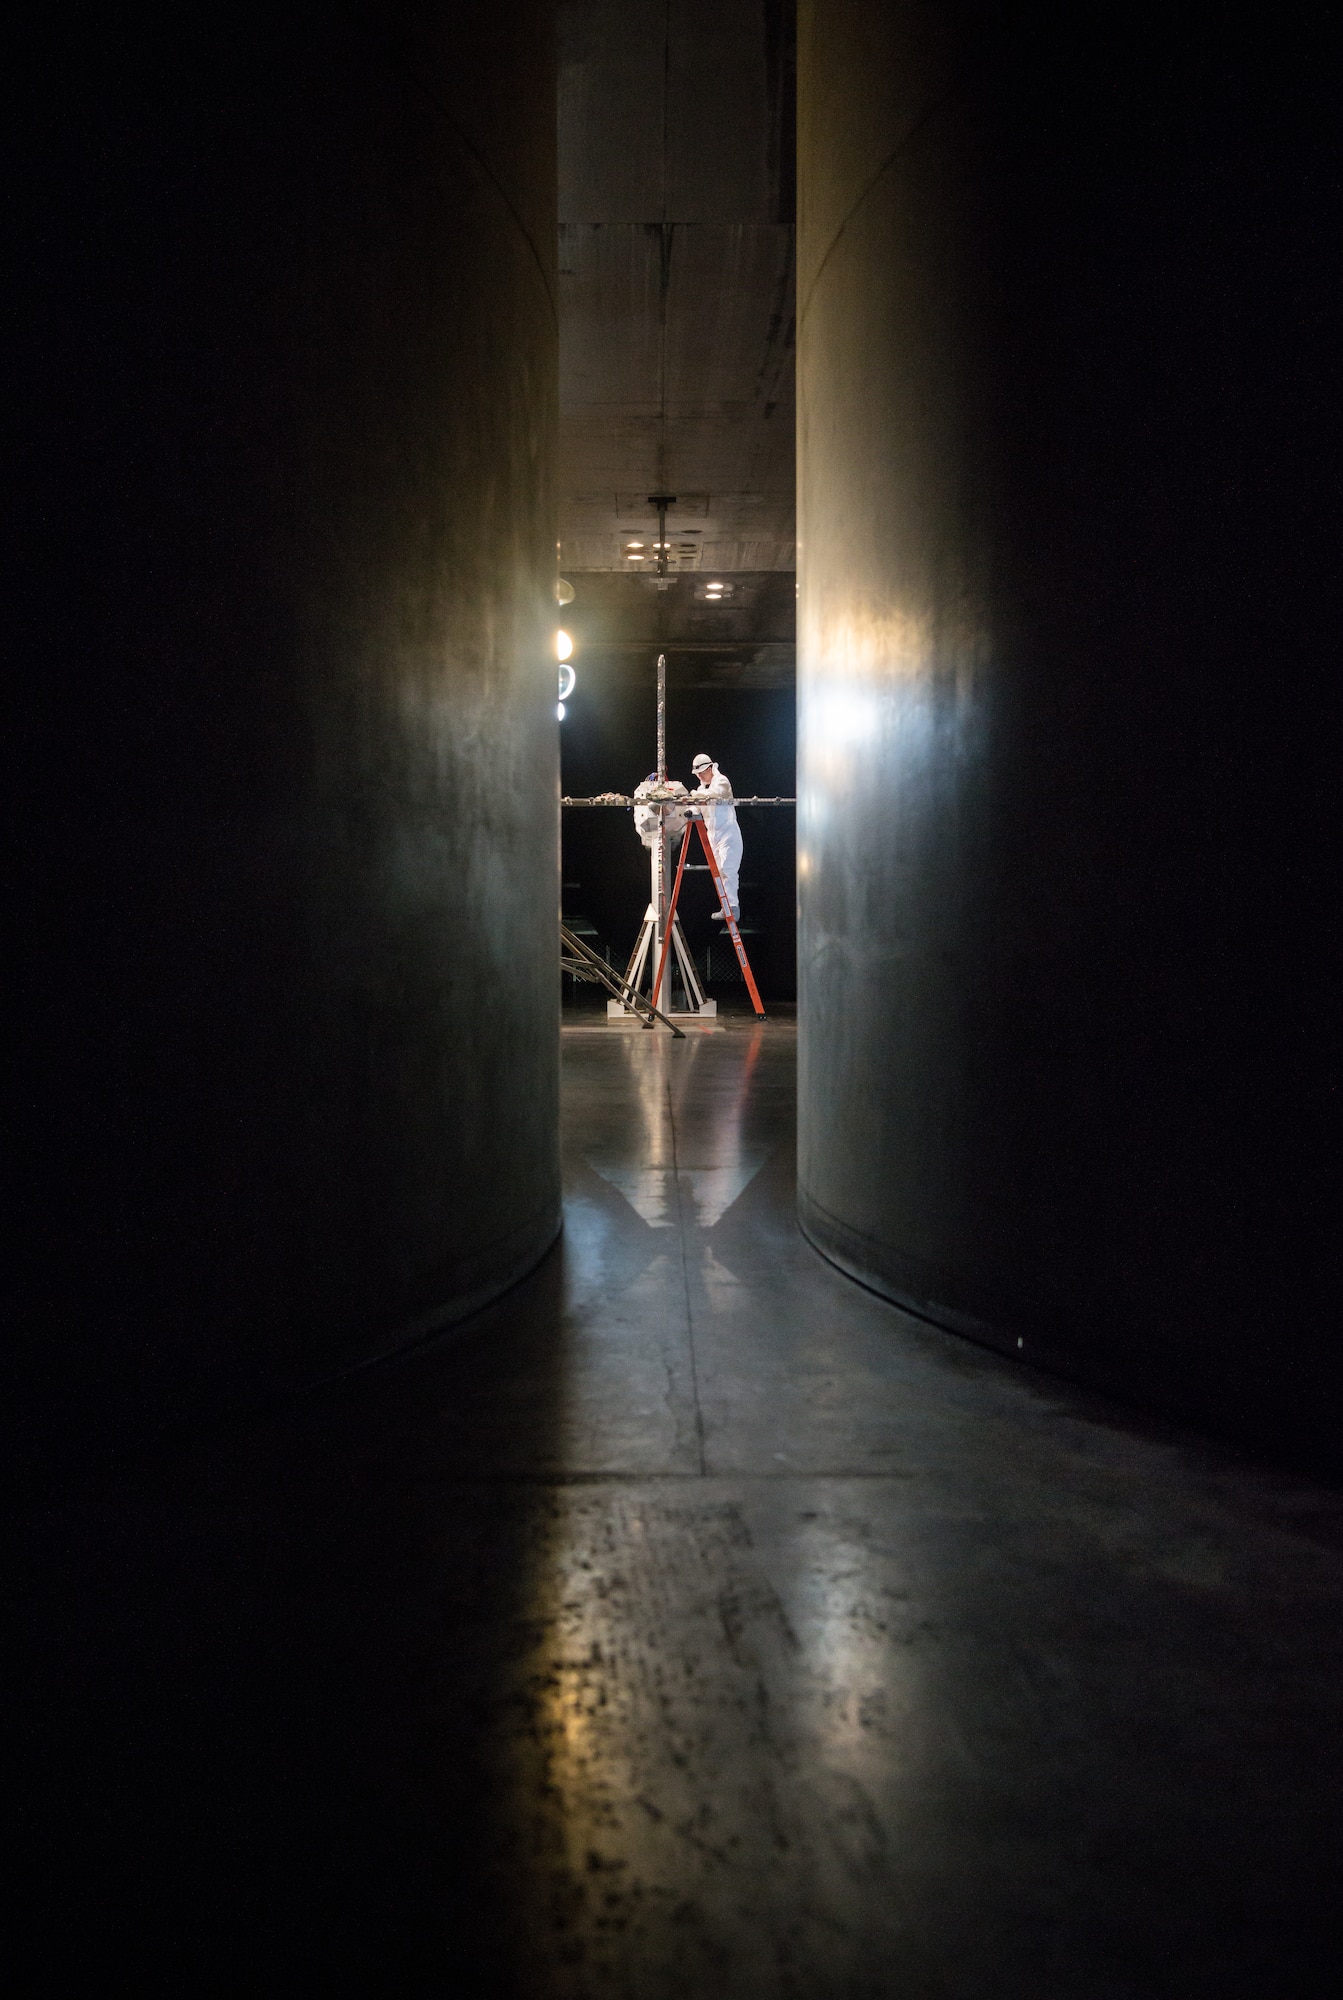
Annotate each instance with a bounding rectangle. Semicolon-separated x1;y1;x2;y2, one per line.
558;0;796;601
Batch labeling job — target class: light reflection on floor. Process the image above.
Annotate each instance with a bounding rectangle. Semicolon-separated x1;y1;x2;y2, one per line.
490;1020;1343;1997
12;1018;1343;1995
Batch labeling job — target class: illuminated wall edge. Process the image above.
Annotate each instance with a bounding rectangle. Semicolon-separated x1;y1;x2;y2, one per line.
795;0;1339;1466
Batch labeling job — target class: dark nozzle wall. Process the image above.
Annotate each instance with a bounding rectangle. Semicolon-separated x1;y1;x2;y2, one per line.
7;4;561;1481
797;1;1340;1462
10;2;1338;1488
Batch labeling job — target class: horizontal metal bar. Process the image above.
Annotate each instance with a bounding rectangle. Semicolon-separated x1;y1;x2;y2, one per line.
566;640;796;652
562;797;796;807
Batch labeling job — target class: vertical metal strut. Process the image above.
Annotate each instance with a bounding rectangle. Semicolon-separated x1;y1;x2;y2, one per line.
656;650;666;784
650;493;672;581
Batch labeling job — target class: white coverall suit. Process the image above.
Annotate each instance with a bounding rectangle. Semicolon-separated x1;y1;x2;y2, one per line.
694;769;742;915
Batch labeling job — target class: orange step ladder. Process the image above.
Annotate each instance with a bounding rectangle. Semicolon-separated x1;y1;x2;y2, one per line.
651;813;766;1021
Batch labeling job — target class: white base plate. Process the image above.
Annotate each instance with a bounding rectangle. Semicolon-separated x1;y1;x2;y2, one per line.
607;999;717;1019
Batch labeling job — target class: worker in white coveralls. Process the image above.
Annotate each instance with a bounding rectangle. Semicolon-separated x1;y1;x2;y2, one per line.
690;752;742;919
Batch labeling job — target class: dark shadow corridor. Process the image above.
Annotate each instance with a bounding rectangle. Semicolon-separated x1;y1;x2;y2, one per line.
10;1023;1343;1995
9;9;1340;1987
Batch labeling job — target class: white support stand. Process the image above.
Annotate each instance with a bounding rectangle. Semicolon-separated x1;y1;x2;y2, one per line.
605;645;718;1020
608;831;717;1018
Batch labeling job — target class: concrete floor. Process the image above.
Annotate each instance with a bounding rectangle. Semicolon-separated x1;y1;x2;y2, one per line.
9;1021;1343;1994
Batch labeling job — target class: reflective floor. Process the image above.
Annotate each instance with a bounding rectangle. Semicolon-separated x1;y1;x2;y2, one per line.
10;1021;1343;1994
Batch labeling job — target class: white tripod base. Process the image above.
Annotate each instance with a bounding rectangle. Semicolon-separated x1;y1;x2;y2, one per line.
607;997;717;1017
611;902;716;1017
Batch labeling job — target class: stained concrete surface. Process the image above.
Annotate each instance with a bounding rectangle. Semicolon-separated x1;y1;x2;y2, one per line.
9;1023;1343;1993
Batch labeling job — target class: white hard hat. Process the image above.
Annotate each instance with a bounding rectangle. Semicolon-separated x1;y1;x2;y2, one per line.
691;752;713;770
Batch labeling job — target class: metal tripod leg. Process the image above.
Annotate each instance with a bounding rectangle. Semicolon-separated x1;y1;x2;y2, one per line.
619;906;654;1006
562;924;684;1036
670;915;706;1010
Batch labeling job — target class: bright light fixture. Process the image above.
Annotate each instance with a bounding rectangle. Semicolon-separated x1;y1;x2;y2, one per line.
556;629;573;662
557;701;566;721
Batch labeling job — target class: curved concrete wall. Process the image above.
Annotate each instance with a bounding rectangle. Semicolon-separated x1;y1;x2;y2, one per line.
8;5;560;1479
797;2;1339;1459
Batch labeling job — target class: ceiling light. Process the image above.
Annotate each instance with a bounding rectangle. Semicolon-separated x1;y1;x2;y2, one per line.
556;630;572;662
